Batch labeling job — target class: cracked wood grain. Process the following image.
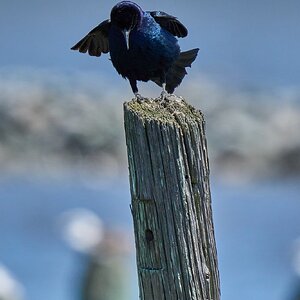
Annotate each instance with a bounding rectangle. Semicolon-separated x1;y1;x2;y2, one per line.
124;95;220;300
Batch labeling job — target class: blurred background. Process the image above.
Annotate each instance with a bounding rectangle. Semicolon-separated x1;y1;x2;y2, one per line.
0;0;300;299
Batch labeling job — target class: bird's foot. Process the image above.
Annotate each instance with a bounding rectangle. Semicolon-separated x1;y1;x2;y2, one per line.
160;90;170;101
161;83;168;100
134;92;143;103
159;83;173;102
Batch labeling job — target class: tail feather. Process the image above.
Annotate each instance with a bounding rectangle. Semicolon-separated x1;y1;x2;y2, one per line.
166;48;199;93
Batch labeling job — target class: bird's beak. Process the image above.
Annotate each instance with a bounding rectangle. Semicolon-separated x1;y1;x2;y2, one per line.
122;29;131;50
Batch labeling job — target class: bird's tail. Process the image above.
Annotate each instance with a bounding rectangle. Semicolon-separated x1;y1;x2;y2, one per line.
166;48;199;93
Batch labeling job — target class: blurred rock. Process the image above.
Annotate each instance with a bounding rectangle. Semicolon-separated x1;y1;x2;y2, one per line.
60;208;132;300
0;69;300;182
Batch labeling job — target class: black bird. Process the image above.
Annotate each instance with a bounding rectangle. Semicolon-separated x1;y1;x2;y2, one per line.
71;1;199;99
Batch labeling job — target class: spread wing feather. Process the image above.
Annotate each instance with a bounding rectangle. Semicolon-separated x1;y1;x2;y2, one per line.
71;19;111;57
149;11;188;38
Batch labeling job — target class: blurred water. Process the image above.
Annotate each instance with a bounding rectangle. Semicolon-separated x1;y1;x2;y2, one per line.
0;177;133;300
0;176;299;300
213;179;300;300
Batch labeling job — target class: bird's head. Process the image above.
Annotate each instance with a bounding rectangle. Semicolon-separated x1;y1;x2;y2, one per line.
110;1;143;50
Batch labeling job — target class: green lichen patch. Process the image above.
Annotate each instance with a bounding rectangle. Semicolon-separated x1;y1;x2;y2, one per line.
124;95;203;126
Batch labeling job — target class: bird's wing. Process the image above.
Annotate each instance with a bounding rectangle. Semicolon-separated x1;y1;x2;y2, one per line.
71;19;111;57
148;11;188;38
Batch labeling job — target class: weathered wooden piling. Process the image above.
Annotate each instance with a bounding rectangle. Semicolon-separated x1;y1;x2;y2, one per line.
124;95;220;300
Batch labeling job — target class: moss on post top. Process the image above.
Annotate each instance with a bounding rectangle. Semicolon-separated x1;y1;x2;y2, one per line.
124;95;203;126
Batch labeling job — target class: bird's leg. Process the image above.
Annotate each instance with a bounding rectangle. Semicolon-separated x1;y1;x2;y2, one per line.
160;73;170;101
160;83;172;102
134;92;143;101
161;83;167;99
129;78;143;101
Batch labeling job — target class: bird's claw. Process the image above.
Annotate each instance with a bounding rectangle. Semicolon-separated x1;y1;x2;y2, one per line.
134;92;143;102
159;83;171;102
160;90;169;101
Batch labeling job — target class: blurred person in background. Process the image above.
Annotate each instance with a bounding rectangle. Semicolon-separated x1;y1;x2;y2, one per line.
61;208;132;300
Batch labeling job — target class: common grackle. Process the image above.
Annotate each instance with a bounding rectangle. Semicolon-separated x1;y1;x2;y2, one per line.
71;1;199;99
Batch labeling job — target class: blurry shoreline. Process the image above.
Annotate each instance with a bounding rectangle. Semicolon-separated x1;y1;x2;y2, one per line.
0;68;299;182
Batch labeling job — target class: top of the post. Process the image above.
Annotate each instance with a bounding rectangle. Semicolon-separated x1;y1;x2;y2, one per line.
124;95;204;126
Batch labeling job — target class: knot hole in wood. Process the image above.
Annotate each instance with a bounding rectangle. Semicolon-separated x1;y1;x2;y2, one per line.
145;228;154;242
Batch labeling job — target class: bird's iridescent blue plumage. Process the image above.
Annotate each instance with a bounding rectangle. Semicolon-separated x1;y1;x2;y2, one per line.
109;11;180;82
71;1;199;96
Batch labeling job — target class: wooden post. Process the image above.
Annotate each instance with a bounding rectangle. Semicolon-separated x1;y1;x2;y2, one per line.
124;95;220;300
